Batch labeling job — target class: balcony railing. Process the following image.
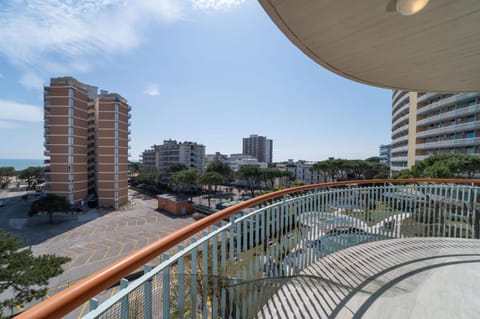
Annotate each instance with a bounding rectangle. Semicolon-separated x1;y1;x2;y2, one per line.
416;121;480;138
416;136;480;150
16;179;480;319
391;123;409;137
416;93;478;116
416;103;480;126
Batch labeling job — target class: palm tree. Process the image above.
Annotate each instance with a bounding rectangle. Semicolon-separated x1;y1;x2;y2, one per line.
200;172;223;207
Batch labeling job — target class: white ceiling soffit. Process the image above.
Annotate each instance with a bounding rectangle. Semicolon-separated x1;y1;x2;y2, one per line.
259;0;480;93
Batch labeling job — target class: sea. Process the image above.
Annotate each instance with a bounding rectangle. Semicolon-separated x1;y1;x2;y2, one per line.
0;159;45;170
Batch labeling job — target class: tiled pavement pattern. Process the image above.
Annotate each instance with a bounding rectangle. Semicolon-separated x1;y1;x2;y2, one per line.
30;191;195;303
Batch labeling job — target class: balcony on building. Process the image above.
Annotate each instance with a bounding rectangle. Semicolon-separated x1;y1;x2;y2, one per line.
18;1;480;318
17;179;480;319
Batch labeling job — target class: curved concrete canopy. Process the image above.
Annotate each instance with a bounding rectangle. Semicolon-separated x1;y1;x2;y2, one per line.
259;0;480;93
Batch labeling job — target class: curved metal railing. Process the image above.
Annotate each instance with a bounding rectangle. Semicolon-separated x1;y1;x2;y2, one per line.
15;179;480;318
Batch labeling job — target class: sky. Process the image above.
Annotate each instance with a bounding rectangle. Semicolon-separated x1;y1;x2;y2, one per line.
0;0;392;162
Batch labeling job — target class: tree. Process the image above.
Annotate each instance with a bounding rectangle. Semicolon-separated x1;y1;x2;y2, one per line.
311;159;340;182
394;154;480;179
18;166;44;190
236;165;262;197
128;161;140;175
312;158;389;182
199;172;224;207
170;169;199;201
168;163;188;175
0;167;16;178
29;194;72;224
0;230;70;317
136;166;159;185
260;168;285;190
206;161;234;183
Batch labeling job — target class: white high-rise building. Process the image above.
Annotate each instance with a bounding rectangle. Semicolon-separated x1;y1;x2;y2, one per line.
391;91;480;174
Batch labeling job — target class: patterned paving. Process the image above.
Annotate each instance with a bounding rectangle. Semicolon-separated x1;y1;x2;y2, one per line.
29;191;196;299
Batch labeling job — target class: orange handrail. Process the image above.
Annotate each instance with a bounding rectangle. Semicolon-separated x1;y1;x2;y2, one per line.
15;178;480;318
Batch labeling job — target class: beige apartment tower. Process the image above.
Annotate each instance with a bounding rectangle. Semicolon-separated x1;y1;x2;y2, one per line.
44;77;131;209
96;93;130;208
391;91;480;174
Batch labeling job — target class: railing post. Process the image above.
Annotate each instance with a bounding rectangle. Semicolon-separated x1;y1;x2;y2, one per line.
143;265;152;319
177;245;185;319
191;237;198;318
120;278;129;319
472;183;479;239
88;298;98;313
162;253;170;319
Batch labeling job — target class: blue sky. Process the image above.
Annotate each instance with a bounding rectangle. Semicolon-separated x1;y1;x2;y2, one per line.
0;0;391;162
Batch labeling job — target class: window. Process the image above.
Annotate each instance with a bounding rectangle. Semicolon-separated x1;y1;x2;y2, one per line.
468;116;475;123
449;148;456;154
466;131;475;138
450;119;456;126
467;147;475;155
450;134;456;140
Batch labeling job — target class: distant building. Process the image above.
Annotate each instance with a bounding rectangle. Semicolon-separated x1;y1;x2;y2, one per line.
242;134;273;164
278;160;328;185
379;144;391;165
391;91;480;174
141;140;206;179
205;152;228;169
44;77;130;209
140;147;156;168
225;154;267;171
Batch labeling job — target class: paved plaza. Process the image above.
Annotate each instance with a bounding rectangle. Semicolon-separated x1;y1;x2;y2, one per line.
0;187;196;317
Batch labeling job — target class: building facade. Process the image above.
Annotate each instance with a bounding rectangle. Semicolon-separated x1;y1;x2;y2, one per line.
277;160;327;185
225;154;267;172
141;140;205;178
44;77;131;208
379;144;391;165
391;91;480;174
95;93;130;208
242;134;273;164
140;148;156;168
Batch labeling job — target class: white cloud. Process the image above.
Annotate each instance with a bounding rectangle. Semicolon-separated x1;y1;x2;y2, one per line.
0;0;186;72
0;99;43;122
0;0;247;81
19;72;44;90
0;120;17;128
192;0;246;10
143;83;160;96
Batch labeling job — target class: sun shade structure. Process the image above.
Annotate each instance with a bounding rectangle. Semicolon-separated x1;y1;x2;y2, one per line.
259;0;480;93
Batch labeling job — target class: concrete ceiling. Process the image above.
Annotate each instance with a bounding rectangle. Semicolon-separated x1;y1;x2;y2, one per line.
259;0;480;93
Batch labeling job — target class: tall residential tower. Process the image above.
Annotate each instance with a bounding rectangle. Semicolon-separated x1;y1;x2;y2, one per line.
44;77;131;208
242;134;273;164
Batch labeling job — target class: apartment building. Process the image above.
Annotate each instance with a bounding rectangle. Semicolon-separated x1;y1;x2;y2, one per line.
391;91;480;174
225;154;267;171
141;140;206;178
278;159;327;185
96;93;130;208
379;144;391;165
242;134;273;164
139;148;156;168
44;77;131;208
